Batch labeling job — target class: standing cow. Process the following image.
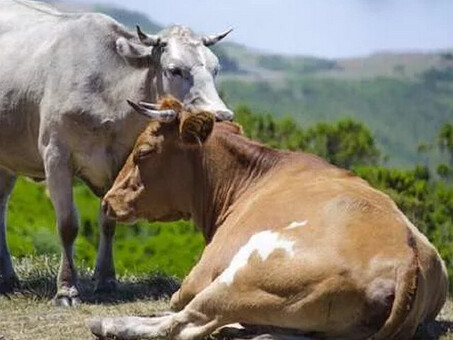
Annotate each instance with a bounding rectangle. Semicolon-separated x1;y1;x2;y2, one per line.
93;98;448;340
0;0;232;305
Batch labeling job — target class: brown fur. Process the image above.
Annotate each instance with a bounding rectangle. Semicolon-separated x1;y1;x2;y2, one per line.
100;100;448;340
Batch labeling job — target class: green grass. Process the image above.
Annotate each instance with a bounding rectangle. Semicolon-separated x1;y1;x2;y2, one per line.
7;178;204;279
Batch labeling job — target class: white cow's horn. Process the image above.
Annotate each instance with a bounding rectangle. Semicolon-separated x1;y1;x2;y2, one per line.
136;26;165;46
202;28;233;46
127;100;176;122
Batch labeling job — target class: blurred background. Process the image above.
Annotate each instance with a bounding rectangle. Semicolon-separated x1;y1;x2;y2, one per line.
8;0;453;285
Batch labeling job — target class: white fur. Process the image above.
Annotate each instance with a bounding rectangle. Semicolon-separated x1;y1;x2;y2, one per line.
285;220;308;229
219;231;295;285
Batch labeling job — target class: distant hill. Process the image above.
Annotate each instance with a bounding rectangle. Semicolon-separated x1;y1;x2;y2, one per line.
45;1;453;167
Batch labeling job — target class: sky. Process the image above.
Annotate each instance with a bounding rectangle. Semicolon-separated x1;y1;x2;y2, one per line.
77;0;453;58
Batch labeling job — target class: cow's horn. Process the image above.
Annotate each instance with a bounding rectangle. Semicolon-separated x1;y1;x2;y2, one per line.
179;110;214;145
127;100;176;122
136;26;165;47
202;28;233;46
139;101;160;110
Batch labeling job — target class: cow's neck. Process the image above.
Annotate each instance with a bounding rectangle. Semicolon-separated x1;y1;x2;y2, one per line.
191;126;282;242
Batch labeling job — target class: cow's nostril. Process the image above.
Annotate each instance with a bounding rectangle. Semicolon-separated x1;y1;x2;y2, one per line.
215;110;234;121
102;200;116;218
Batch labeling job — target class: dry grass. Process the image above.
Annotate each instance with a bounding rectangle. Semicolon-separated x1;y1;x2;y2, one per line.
0;256;178;340
0;256;453;340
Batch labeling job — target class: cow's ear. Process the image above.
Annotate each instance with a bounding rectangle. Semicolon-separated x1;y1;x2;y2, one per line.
116;37;151;62
179;110;214;145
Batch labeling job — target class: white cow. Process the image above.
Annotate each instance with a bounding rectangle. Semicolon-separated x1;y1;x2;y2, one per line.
0;0;233;306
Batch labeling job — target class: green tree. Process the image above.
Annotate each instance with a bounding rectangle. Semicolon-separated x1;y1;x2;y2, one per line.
236;105;380;168
437;123;453;180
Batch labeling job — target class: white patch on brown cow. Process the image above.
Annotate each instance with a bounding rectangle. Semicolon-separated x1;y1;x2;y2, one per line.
285;220;308;230
218;230;295;286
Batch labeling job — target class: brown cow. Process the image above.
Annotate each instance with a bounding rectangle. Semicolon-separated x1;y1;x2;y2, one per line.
88;98;448;340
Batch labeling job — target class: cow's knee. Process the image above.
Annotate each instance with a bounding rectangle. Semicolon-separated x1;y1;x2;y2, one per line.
170;289;187;311
170;279;200;311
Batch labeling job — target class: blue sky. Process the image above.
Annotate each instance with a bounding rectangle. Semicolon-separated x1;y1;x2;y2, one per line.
78;0;453;58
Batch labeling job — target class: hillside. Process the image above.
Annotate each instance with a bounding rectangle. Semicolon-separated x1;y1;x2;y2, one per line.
48;0;453;167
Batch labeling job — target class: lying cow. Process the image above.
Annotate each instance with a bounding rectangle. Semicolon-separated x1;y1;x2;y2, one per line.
0;0;232;304
91;98;447;340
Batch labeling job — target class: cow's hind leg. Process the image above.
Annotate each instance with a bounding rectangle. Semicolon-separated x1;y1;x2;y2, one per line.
0;168;18;293
43;143;80;306
94;204;117;294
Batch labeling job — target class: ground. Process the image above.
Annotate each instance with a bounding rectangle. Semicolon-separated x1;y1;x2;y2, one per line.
0;257;452;340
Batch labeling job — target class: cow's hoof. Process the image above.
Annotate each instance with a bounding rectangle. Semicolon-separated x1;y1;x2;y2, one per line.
94;278;117;295
53;286;81;307
0;275;19;294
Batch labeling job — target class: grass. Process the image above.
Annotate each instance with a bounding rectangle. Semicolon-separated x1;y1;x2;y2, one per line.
0;256;178;340
0;256;453;340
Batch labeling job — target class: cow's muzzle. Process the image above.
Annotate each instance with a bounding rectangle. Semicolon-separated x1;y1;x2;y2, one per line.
214;109;234;122
101;198;135;223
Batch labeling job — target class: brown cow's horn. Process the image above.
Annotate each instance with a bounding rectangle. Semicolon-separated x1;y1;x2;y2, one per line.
202;28;233;46
127;100;176;122
139;101;160;110
136;26;166;47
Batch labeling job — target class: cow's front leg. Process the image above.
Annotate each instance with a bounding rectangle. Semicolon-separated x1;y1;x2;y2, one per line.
94;204;117;293
0;168;18;293
170;249;217;311
43;144;80;306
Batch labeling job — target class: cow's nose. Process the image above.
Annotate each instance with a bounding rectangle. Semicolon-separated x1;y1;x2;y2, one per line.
215;109;234;122
101;199;116;219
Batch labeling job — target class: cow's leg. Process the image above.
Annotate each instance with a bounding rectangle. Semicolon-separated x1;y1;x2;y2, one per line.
94;203;117;293
43;144;80;306
0;168;18;293
170;245;219;311
88;288;226;340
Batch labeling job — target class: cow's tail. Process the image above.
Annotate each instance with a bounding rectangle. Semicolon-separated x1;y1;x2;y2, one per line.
372;232;420;340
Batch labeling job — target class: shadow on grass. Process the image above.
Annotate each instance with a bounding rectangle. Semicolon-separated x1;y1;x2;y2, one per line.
2;256;180;304
414;320;453;340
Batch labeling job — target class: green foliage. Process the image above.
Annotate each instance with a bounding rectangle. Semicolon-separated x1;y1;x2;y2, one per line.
7;179;203;278
438;123;453;166
236;105;380;168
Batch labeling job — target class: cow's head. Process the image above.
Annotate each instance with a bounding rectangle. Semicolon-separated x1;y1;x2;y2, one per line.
102;97;214;223
116;25;233;121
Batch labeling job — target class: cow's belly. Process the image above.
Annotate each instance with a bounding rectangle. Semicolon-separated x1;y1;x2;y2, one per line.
68;132;136;196
0;109;44;178
72;147;118;196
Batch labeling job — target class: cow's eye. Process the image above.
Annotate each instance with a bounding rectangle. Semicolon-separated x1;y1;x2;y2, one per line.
213;67;219;77
168;67;183;77
133;145;154;164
